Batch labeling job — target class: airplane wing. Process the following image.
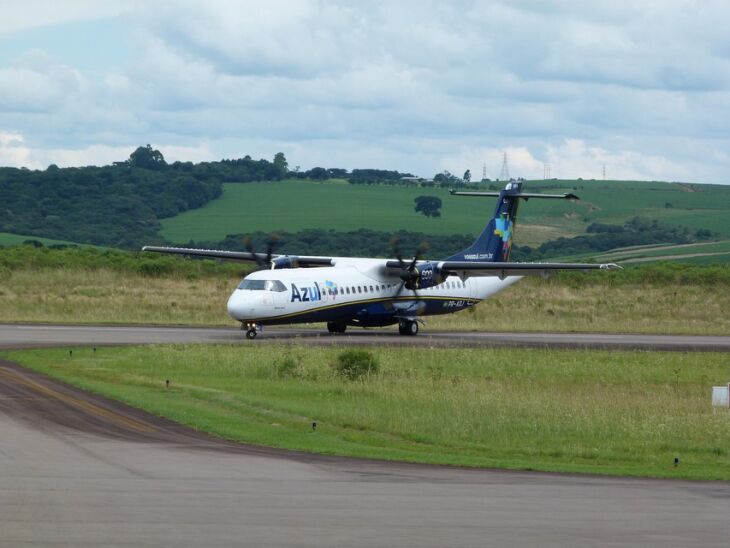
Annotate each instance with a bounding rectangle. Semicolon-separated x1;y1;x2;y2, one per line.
141;246;334;268
384;260;620;280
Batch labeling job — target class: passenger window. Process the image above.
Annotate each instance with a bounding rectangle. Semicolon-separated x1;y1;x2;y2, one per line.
358;287;362;293
346;287;350;294
369;285;374;292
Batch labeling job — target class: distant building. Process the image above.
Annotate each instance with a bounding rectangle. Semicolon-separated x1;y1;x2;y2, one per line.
400;176;434;183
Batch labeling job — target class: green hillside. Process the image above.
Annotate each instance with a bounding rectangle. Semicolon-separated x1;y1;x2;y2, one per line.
0;232;96;248
160;179;730;248
160;179;585;246
565;239;730;265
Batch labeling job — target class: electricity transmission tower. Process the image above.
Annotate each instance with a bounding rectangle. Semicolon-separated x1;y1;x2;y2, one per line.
499;151;510;181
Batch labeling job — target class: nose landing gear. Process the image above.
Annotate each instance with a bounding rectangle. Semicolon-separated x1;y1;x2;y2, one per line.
242;322;261;340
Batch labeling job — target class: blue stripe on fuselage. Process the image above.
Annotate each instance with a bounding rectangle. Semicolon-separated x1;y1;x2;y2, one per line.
251;296;479;327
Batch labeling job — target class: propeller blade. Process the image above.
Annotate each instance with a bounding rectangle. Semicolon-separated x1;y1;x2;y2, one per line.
266;233;280;265
390;236;407;268
242;235;267;267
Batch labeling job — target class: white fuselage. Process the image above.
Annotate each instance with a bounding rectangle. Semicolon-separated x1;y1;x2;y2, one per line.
227;257;521;326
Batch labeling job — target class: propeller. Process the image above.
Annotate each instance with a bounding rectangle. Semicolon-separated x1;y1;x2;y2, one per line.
243;234;279;268
390;237;430;298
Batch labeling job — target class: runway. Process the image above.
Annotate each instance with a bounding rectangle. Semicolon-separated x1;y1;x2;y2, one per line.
2;323;730;351
1;358;729;547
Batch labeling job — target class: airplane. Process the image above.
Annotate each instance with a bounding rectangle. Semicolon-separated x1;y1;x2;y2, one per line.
143;181;619;339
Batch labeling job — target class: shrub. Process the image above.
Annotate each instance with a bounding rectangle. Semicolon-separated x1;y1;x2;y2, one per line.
275;356;299;378
332;350;379;380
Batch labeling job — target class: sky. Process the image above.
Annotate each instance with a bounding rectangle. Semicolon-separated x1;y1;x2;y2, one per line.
0;0;729;183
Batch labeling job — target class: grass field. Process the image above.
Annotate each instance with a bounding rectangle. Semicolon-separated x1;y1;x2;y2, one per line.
566;240;730;265
2;267;729;335
158;179;586;245
159;179;730;246
0;232;91;248
6;344;730;479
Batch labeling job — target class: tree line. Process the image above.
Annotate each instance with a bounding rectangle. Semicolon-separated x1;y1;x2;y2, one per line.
188;217;716;263
0;146;290;247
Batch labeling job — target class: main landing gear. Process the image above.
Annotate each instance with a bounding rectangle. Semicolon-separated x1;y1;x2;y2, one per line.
327;321;347;334
398;319;419;336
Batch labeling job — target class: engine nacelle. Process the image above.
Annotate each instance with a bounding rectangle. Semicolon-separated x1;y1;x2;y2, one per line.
271;256;298;269
402;261;448;290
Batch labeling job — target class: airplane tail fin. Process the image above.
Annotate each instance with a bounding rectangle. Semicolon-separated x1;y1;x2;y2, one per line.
444;182;579;263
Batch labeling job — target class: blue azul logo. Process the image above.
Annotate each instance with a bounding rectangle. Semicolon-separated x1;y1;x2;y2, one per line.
291;283;322;303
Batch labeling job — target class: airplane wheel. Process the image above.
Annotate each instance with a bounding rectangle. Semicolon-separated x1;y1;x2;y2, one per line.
327;321;347;334
408;321;419;336
398;320;418;336
245;328;257;340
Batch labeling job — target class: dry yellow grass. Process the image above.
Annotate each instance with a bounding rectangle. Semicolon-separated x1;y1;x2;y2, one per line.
429;282;730;335
0;268;229;325
1;268;727;334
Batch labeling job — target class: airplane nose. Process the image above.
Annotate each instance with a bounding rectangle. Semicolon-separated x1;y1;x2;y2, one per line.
227;291;248;320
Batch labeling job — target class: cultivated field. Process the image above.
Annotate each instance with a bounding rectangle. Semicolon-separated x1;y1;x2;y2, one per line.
159;179;730;246
7;344;730;479
562;239;730;265
1;267;728;335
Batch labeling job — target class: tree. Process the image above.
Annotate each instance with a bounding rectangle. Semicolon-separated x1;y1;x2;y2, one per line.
273;152;288;178
433;170;459;186
327;168;349;178
463;169;471;183
414;195;442;218
307;167;328;180
129;144;166;170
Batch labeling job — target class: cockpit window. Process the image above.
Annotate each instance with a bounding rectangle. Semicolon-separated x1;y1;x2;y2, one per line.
238;279;287;292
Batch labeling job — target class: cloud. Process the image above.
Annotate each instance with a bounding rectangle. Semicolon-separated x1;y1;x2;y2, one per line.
0;1;729;183
439;139;693;182
0;50;84;112
0;130;216;169
0;0;124;35
0;131;36;167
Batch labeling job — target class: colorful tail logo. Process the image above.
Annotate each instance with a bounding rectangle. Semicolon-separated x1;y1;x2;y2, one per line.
493;213;513;260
